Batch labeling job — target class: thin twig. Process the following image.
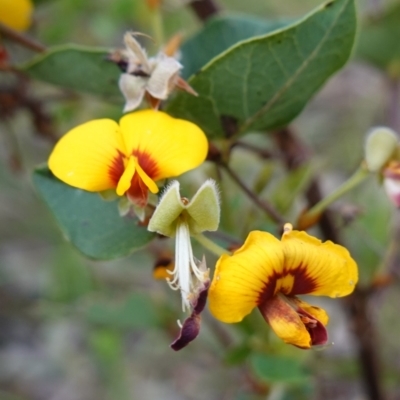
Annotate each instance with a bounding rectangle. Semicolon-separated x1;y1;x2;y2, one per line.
233;141;277;160
0;22;46;53
220;163;286;226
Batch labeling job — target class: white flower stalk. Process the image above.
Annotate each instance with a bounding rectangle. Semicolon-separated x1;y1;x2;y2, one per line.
169;218;209;310
148;180;220;311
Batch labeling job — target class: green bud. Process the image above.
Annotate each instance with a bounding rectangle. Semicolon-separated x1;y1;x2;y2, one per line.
365;127;398;172
148;180;220;237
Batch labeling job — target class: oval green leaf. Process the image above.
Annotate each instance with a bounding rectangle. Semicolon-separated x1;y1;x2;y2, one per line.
166;0;356;139
180;14;291;79
21;45;123;101
32;167;155;260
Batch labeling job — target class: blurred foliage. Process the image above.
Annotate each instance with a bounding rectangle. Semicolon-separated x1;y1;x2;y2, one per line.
1;0;400;399
357;2;400;72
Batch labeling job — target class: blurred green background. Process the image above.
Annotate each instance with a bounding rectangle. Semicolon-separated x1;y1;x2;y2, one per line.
1;0;400;399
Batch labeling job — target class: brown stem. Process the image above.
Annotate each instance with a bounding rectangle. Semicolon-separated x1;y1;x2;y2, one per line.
346;289;385;400
0;22;46;53
220;163;286;226
188;0;221;22
273;127;385;400
233;141;277;160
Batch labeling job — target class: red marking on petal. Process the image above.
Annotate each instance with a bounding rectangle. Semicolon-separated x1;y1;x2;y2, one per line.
108;151;125;186
108;149;158;205
257;265;318;305
132;150;159;179
126;172;149;207
297;307;328;347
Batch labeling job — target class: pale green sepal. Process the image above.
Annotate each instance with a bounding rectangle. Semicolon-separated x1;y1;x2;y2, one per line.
132;204;146;222
118;197;131;217
99;189;118;202
187;179;220;234
365;127;398;172
147;181;185;237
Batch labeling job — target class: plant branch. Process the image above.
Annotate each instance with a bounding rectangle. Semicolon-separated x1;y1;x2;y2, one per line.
0;23;46;53
188;0;221;21
220;163;286;226
233;141;277;160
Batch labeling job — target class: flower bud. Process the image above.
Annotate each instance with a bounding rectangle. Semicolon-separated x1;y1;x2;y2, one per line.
364;127;398;172
148;180;220;237
383;161;400;207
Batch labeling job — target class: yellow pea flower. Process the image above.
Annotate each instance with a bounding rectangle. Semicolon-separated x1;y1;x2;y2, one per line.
48;110;208;208
209;223;358;349
0;0;33;32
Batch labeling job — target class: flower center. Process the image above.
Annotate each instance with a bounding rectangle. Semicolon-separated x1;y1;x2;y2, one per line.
109;151;159;206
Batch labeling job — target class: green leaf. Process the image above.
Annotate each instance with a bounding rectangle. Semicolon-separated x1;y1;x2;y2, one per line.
250;353;309;384
357;4;400;71
21;45;123;101
180;14;291;79
32;167;155;260
86;293;159;329
166;0;356;139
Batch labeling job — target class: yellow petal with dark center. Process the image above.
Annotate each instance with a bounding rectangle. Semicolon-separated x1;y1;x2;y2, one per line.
208;231;285;323
116;156;135;196
259;295;312;349
281;229;358;298
0;0;33;32
119;110;208;180
49;119;126;192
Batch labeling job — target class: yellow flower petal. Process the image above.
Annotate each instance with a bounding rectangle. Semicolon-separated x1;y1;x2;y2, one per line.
119;110;208;180
49;119;126;192
259;295;312;349
116;156;135;196
281;229;358;298
208;231;285;323
0;0;33;32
